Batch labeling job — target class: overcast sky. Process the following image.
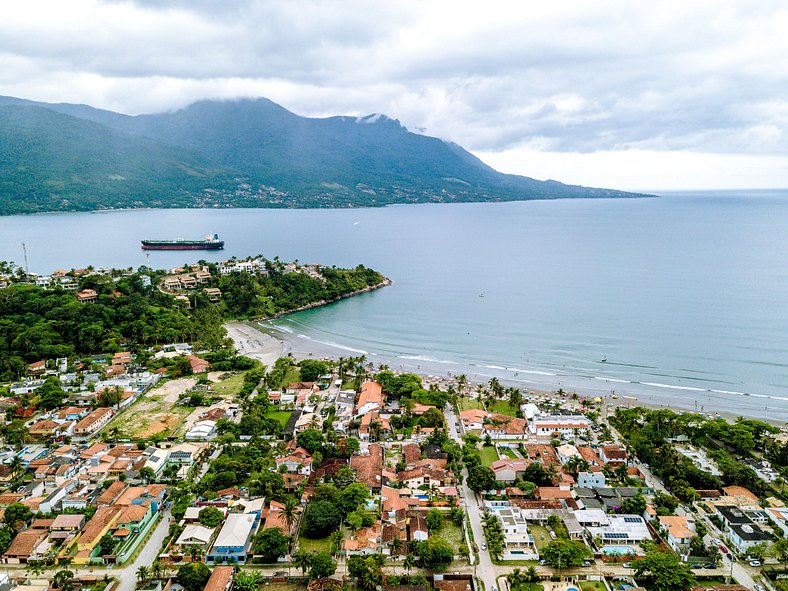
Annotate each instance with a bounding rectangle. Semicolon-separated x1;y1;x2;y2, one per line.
2;0;787;190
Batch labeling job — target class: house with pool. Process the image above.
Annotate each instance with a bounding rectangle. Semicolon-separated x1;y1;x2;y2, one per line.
492;507;539;560
579;511;651;557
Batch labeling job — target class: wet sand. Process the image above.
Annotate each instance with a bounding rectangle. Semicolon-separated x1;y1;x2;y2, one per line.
229;320;785;426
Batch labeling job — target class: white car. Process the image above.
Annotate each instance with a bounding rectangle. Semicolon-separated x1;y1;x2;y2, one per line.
748;559;761;567
481;541;487;550
710;537;720;546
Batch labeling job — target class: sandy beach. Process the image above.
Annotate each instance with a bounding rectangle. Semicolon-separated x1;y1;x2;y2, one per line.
224;320;785;426
225;321;287;369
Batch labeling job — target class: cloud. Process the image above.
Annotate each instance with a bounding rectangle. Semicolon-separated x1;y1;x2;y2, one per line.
0;0;787;187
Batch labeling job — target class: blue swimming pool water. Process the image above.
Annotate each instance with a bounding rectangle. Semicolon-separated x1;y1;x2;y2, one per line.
601;545;637;555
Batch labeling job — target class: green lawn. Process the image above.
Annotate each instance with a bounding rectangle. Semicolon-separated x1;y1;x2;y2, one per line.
501;447;518;458
579;582;606;591
298;533;332;554
437;516;465;552
265;409;293;428
281;367;302;388
488;400;519;416
212;373;246;398
459;398;484;411
529;525;551;551
479;446;499;467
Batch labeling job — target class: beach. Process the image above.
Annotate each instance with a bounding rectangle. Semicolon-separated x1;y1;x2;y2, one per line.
226;320;786;426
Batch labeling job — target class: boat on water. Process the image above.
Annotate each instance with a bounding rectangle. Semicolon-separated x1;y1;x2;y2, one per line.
141;233;224;251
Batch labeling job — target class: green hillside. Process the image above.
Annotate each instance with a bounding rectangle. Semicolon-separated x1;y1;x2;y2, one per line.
0;96;650;214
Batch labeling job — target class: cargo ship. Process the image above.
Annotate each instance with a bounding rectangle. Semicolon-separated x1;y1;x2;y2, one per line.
141;233;224;251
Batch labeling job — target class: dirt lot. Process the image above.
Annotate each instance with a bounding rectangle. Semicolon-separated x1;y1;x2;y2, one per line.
110;378;197;438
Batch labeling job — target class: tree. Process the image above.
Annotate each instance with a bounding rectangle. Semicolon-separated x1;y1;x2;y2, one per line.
540;539;591;568
176;562;212;591
404;553;415;572
136;566;150;584
770;537;788;568
309;552;337;579
139;466;156;484
415;535;454;568
467;465;496;492
8;456;23;478
303;500;342;537
197;506;224;528
292;549;313;574
233;571;263;591
252;527;289;562
296;429;324;454
632;549;696;591
299;359;329;382
53;570;75;591
522;462;553;486
746;542;772;561
281;498;300;541
3;503;32;531
348;554;384;590
36;376;67;410
621;492;647;515
426;509;443;532
652;491;680;515
332;465;356;488
335;482;369;516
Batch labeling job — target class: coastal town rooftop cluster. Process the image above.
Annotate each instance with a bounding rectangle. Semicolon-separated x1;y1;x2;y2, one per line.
0;323;784;591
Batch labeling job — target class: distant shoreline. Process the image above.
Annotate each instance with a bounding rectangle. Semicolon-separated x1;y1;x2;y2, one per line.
228;320;785;427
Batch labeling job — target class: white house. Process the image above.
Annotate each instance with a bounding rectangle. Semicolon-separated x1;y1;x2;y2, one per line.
493;507;539;560
186;420;217;441
658;515;695;556
578;471;606;489
556;444;581;465
585;514;651;545
529;415;591;437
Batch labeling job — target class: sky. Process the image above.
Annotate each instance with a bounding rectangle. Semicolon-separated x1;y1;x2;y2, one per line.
1;0;787;190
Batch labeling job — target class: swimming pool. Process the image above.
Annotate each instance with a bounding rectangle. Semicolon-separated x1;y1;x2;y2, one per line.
601;545;638;555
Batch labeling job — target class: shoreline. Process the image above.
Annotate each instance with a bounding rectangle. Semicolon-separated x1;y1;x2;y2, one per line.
226;320;786;427
253;278;392;321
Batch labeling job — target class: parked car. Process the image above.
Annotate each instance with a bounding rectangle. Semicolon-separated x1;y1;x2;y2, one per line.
582;560;592;567
622;562;631;568
749;559;762;567
481;541;487;550
718;544;729;554
539;559;548;566
710;537;720;546
703;563;717;569
754;584;765;591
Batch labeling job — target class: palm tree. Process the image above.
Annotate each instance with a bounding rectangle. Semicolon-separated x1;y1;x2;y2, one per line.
9;456;23;477
292;549;312;575
523;565;539;590
188;544;203;562
507;387;523;411
151;560;163;580
330;529;344;557
390;538;403;573
136;566;150;584
404;552;415;573
282;498;299;545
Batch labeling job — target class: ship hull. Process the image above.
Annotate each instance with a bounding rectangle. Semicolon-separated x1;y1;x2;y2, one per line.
141;242;224;250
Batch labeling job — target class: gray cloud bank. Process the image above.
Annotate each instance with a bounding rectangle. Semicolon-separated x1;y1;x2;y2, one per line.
1;0;786;156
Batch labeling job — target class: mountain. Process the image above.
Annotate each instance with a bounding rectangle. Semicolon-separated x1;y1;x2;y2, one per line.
0;95;648;215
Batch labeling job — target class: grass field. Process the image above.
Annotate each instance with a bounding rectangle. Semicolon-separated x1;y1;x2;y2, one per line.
265;409;293;428
488;400;519;416
212;373;246;398
298;533;332;554
108;378;196;438
437;516;466;552
458;398;484;411
501;447;519;458
529;525;552;551
479;446;499;467
579;582;606;591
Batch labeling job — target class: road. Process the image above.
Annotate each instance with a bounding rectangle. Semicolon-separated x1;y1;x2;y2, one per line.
445;405;499;591
62;508;172;591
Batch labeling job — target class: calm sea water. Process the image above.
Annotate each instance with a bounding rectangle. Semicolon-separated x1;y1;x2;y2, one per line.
2;191;787;420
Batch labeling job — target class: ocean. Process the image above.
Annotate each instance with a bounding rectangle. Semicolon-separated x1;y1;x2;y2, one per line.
2;190;788;420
